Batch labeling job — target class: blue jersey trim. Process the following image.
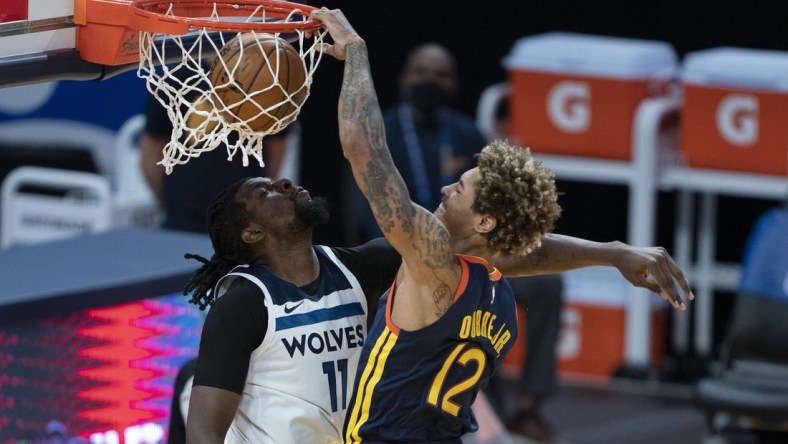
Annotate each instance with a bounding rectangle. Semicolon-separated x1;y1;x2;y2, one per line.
276;302;365;331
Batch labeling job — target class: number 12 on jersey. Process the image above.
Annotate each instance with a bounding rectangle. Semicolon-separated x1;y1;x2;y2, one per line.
427;343;487;415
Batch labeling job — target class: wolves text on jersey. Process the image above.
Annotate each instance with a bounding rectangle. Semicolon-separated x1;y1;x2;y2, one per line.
281;324;365;358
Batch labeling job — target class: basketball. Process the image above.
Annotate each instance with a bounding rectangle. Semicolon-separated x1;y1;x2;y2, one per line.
209;33;307;133
184;96;218;144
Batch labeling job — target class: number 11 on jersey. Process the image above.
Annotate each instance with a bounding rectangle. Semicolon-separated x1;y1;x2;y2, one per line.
323;359;349;412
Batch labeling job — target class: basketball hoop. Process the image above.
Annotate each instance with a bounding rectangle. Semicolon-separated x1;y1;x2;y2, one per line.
75;0;326;173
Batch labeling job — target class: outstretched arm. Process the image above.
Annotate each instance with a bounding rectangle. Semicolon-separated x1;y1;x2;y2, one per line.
497;234;694;310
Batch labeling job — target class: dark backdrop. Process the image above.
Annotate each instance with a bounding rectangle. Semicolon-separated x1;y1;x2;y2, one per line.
297;0;787;362
300;0;787;245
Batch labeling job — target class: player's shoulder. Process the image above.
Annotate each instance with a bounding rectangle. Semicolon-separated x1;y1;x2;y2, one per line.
211;277;266;313
329;238;398;264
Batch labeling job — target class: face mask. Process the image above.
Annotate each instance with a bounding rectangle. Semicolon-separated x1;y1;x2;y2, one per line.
405;82;450;116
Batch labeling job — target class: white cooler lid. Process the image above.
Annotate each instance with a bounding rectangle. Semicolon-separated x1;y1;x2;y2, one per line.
562;267;666;308
681;47;788;92
503;32;678;80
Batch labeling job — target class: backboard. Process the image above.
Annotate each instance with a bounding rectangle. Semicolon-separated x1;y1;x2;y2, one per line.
0;0;126;88
0;0;216;88
0;1;320;88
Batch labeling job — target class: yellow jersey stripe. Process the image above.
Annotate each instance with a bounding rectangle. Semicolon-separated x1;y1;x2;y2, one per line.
345;327;398;443
346;330;391;441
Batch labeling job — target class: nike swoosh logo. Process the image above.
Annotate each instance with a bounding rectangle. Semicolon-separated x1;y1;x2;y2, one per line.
283;301;305;314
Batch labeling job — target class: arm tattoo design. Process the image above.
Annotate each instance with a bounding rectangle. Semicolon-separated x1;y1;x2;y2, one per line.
342;41;414;237
432;281;453;318
341;40;455;303
526;246;548;266
362;160;395;233
413;212;452;269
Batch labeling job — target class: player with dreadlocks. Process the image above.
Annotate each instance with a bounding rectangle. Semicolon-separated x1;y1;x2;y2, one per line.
181;176;399;444
182;182;254;311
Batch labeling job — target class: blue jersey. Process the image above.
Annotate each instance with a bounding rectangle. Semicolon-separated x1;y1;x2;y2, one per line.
344;255;518;443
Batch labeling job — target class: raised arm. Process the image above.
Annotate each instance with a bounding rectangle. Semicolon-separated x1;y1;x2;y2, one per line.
313;9;458;285
497;233;694;310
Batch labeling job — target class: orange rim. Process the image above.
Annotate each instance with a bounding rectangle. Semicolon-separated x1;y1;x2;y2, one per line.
128;0;322;34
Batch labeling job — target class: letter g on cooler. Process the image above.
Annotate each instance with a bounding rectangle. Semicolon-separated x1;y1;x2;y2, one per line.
716;94;759;146
547;81;591;133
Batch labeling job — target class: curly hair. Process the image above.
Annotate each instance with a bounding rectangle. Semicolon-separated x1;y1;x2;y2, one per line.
183;178;256;310
473;140;562;256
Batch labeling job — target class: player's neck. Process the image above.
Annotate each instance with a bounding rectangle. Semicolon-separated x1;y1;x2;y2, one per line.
255;242;320;287
452;239;496;265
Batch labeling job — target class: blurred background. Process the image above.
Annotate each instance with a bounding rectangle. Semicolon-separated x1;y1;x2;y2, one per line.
303;0;787;369
1;0;787;443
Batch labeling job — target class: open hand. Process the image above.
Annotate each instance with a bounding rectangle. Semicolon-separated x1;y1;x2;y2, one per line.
612;245;694;310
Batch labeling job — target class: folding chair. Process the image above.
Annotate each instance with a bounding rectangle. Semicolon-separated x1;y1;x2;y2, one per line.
694;207;788;442
1;166;112;248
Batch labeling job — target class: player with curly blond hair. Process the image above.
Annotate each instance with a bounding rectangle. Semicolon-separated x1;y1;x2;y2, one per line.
310;8;693;443
474;140;562;256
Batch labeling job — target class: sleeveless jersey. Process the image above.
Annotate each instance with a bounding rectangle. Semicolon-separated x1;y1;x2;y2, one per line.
214;246;368;444
344;255;518;443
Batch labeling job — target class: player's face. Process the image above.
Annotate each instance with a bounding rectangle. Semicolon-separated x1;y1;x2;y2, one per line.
238;177;326;231
435;168;482;238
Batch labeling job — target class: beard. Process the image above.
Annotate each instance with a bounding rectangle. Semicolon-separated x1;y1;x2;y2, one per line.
293;196;330;229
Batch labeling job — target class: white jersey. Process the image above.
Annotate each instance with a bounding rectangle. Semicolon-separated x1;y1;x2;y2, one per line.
214;246;368;444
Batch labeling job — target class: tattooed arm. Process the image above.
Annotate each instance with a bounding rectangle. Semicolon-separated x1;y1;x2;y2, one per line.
312;9;461;323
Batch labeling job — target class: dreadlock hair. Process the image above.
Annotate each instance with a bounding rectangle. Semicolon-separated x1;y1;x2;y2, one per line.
183;178;256;310
473;140;562;256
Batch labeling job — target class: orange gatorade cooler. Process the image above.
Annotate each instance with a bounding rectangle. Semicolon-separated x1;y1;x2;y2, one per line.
557;268;666;377
680;47;788;176
502;267;666;378
503;32;678;160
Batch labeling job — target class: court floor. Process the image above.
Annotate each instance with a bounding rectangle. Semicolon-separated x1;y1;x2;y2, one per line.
540;377;705;444
499;375;708;444
498;374;788;444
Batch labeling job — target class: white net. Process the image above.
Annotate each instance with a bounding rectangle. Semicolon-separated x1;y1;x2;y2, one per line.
136;3;325;174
